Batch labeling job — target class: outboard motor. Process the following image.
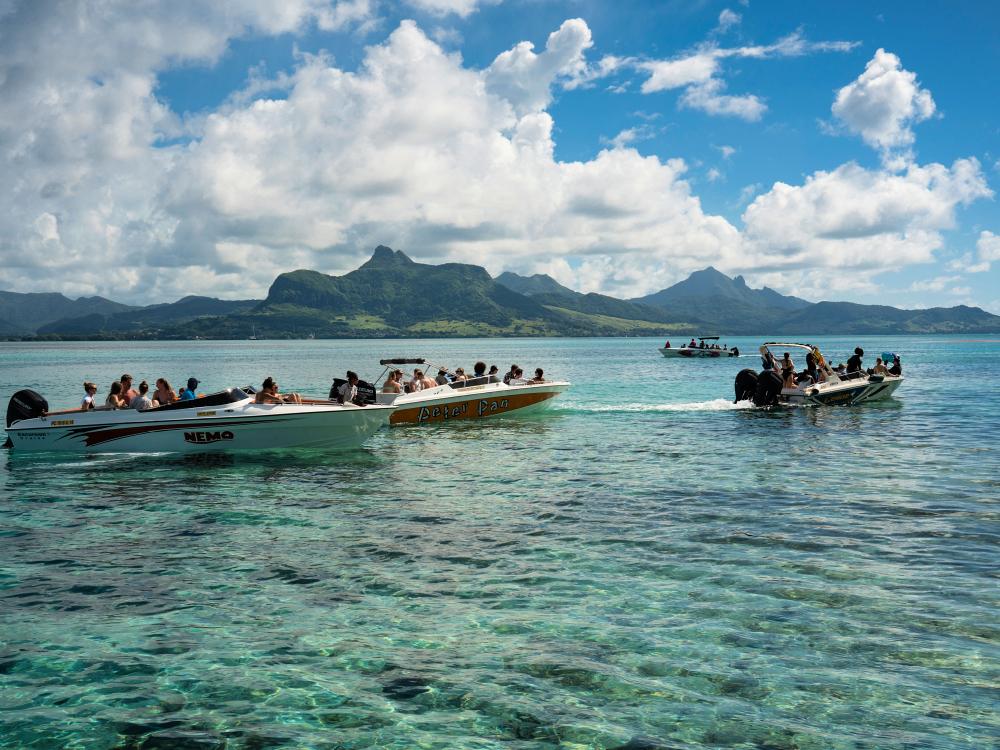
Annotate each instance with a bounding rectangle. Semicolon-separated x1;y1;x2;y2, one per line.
6;389;48;427
734;369;758;403
2;389;46;448
329;378;377;405
753;370;783;407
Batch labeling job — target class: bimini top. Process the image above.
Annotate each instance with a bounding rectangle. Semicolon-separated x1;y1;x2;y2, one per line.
379;358;426;365
761;342;816;352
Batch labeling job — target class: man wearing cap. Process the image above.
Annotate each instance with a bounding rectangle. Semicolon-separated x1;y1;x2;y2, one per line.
179;377;199;400
435;368;450;385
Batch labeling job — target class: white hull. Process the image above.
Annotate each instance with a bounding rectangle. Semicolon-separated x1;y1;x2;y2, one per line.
378;380;569;425
781;374;904;407
6;397;392;453
660;347;738;359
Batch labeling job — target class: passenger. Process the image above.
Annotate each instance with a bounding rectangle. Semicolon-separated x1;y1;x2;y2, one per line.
130;380;153;411
488;365;500;381
435;368;450;386
688;338;697;348
846;347;864;374
509;366;526;385
664;341;671;349
761;349;778;371
888;356;902;376
179;377;199;400
530;368;545;383
804;352;820;384
473;361;486;379
453;367;467;382
834;363;847;376
120;373;138;402
153;378;177;406
873;357;888;375
730;346;740;357
105;381;128;409
383;370;402;394
337;371;360;405
781;352;795;372
783;368;798;389
503;364;520;385
81;381;97;410
409;369;436;391
255;376;302;405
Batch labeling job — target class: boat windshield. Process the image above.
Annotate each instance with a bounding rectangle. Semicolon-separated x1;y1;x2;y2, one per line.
152;388;250;412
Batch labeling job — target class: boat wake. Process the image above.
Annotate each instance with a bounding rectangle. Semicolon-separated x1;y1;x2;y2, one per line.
566;398;754;413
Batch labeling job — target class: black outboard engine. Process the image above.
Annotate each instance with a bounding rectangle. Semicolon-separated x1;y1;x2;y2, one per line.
734;369;758;403
6;389;48;427
329;379;377;405
753;370;783;407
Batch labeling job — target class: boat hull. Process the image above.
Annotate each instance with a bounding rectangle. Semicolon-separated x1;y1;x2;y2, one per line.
660;348;737;358
385;382;568;425
6;403;391;453
781;375;903;406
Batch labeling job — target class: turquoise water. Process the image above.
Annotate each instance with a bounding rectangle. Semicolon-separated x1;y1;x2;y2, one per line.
1;336;997;749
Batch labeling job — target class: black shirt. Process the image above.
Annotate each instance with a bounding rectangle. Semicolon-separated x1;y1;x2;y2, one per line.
847;354;863;372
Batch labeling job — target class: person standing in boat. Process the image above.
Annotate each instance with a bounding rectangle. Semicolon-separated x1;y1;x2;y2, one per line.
847;347;864;374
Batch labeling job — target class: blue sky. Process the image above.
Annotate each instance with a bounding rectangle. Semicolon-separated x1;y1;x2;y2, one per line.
1;0;997;312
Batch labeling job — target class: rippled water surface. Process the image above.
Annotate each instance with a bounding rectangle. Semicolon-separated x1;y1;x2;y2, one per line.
1;337;998;749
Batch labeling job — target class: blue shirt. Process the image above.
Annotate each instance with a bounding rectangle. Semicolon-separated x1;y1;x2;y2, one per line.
179;388;196;400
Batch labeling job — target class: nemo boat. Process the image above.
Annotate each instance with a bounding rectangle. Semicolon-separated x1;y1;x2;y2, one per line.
336;358;569;425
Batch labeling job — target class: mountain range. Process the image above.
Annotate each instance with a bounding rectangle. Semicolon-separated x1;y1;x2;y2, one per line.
2;245;998;339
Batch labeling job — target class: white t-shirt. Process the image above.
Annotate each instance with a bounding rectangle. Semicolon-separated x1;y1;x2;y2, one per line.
81;395;94;409
338;382;357;403
130;394;153;411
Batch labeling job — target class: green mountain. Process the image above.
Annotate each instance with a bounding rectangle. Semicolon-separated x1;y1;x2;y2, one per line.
5;248;999;339
37;296;257;336
0;291;135;334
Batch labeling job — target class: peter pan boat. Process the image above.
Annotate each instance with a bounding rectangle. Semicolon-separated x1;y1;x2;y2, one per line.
734;343;903;407
660;336;740;358
4;387;392;453
332;358;569;425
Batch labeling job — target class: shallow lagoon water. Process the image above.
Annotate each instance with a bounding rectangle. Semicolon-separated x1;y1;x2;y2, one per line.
1;336;998;749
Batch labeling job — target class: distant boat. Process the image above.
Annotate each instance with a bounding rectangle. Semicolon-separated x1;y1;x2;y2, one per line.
248;325;257;341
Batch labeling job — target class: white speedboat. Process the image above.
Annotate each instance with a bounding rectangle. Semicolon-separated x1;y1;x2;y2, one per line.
4;387;392;453
660;336;740;358
334;358;569;425
734;343;903;407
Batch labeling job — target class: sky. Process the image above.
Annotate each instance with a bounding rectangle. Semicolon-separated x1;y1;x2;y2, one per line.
1;0;998;312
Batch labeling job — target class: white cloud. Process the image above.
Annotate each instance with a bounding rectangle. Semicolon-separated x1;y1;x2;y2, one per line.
716;144;736;159
603;125;657;149
715;9;741;34
832;49;936;160
484;18;593;115
405;0;496;17
706;168;723;182
978;230;1000;262
681;79;766;121
909;275;960;292
740;159;992;276
638;31;856;120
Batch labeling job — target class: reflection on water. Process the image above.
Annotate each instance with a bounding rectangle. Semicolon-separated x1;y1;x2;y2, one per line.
1;336;998;749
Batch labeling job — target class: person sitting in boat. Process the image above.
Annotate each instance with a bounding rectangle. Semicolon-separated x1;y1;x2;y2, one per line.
472;362;487;381
130;380;153;411
409;369;436;391
179;377;199;400
153;378;177;406
255;376;302;405
105;381;128;409
435;368;450;385
81;381;97;410
847;347;864;374
873;357;888;376
488;365;500;383
120;373;138;402
888;356;902;376
664;341;671;348
530;368;545;383
503;364;520;385
508;366;527;385
337;371;360;405
688;338;697;348
453;367;467;382
383;370;402;394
